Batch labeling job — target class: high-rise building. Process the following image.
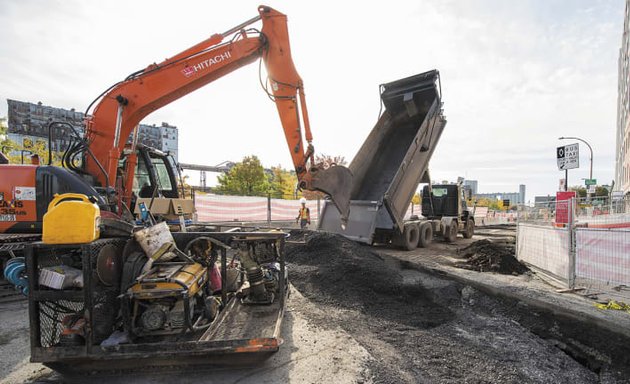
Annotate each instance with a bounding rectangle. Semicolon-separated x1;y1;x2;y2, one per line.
616;0;630;195
464;180;478;195
6;99;178;161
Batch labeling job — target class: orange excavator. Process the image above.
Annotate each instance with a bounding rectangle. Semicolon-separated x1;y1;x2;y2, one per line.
0;5;352;238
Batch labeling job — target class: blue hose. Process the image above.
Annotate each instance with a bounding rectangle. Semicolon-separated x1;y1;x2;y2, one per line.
4;257;28;295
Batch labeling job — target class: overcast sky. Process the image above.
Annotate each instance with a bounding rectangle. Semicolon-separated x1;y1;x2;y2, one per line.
0;0;624;202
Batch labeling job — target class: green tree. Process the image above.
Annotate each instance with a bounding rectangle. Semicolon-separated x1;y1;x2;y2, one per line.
569;186;587;198
595;186;609;197
216;155;269;196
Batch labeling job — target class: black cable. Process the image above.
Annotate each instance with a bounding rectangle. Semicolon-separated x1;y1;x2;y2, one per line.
84;81;123;116
257;33;299;102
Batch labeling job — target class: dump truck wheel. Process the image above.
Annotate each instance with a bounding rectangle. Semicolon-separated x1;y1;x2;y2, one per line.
445;221;458;243
463;219;474;239
418;223;433;248
402;224;420;251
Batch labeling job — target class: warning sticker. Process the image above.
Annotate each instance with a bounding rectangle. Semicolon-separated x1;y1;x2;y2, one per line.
14;187;36;201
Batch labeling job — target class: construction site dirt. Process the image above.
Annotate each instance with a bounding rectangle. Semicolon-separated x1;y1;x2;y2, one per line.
286;232;630;383
454;238;529;275
2;228;630;383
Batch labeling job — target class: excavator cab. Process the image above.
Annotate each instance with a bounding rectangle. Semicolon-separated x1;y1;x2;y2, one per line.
119;145;181;215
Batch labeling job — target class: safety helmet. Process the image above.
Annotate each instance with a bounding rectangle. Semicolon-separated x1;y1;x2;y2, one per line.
300;197;307;204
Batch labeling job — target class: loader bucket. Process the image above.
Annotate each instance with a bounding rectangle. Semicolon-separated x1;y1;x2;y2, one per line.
310;165;353;227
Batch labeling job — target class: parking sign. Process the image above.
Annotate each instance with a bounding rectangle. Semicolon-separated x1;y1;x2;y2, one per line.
557;143;579;170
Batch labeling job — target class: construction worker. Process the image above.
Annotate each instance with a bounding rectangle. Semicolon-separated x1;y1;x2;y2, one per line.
296;198;310;229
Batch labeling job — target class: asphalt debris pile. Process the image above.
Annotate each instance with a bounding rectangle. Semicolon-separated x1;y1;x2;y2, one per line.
286;232;453;328
285;229;311;244
455;239;529;275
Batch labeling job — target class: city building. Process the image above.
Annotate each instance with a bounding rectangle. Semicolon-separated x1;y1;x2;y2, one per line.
464;180;478;195
466;180;526;205
6;99;178;161
616;0;630;195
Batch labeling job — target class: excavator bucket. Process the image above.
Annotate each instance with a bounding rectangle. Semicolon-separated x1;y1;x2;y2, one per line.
310;165;353;227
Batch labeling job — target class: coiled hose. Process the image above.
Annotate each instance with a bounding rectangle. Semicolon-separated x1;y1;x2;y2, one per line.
4;257;28;295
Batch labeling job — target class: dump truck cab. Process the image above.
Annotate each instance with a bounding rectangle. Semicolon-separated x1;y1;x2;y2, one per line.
421;183;475;243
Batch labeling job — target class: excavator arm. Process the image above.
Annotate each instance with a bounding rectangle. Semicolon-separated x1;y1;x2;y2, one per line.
84;5;351;222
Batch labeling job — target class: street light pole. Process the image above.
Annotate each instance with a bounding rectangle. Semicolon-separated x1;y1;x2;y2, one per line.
559;136;593;197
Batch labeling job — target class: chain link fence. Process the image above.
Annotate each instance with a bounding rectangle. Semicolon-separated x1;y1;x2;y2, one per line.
517;195;630;299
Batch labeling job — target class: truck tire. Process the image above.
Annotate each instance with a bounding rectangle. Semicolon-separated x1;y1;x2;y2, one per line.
401;224;420;251
444;221;458;243
463;219;474;239
418;223;433;248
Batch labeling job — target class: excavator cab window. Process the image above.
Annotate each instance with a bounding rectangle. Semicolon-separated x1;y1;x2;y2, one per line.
133;158;152;197
119;148;178;199
150;155;174;194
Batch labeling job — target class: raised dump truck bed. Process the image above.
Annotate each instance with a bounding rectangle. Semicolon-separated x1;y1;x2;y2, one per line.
25;231;288;374
319;70;447;246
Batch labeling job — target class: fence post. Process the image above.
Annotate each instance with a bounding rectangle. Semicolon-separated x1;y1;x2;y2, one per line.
267;194;271;228
568;197;576;289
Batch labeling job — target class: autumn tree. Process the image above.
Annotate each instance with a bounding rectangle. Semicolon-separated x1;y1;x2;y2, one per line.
475;197;502;210
268;166;298;199
0;117;16;156
302;154;348;200
315;154;347;168
411;192;421;205
216;155;269;196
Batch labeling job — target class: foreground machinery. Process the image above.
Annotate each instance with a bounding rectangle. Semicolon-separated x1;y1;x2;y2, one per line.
0;5;352;270
319;70;474;250
27;226;288;372
4;5;355;372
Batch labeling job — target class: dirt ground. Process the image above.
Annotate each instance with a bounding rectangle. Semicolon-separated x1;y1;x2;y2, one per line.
285;231;630;383
2;226;630;383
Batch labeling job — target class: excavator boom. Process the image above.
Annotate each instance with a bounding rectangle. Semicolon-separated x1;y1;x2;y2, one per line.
84;6;351;222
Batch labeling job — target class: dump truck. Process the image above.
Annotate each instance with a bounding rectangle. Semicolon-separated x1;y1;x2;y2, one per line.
318;70;474;250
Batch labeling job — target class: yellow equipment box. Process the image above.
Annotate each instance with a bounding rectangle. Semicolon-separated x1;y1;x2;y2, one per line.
130;262;207;298
42;193;101;244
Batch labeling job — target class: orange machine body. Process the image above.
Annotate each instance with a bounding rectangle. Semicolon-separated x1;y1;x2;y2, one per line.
85;7;311;204
0;5;351;236
0;165;38;233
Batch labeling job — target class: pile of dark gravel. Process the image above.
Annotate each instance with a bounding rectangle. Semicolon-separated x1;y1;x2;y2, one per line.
285;232;454;328
455;239;528;275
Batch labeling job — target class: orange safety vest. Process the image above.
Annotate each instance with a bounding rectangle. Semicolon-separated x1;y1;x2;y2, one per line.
297;207;310;220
